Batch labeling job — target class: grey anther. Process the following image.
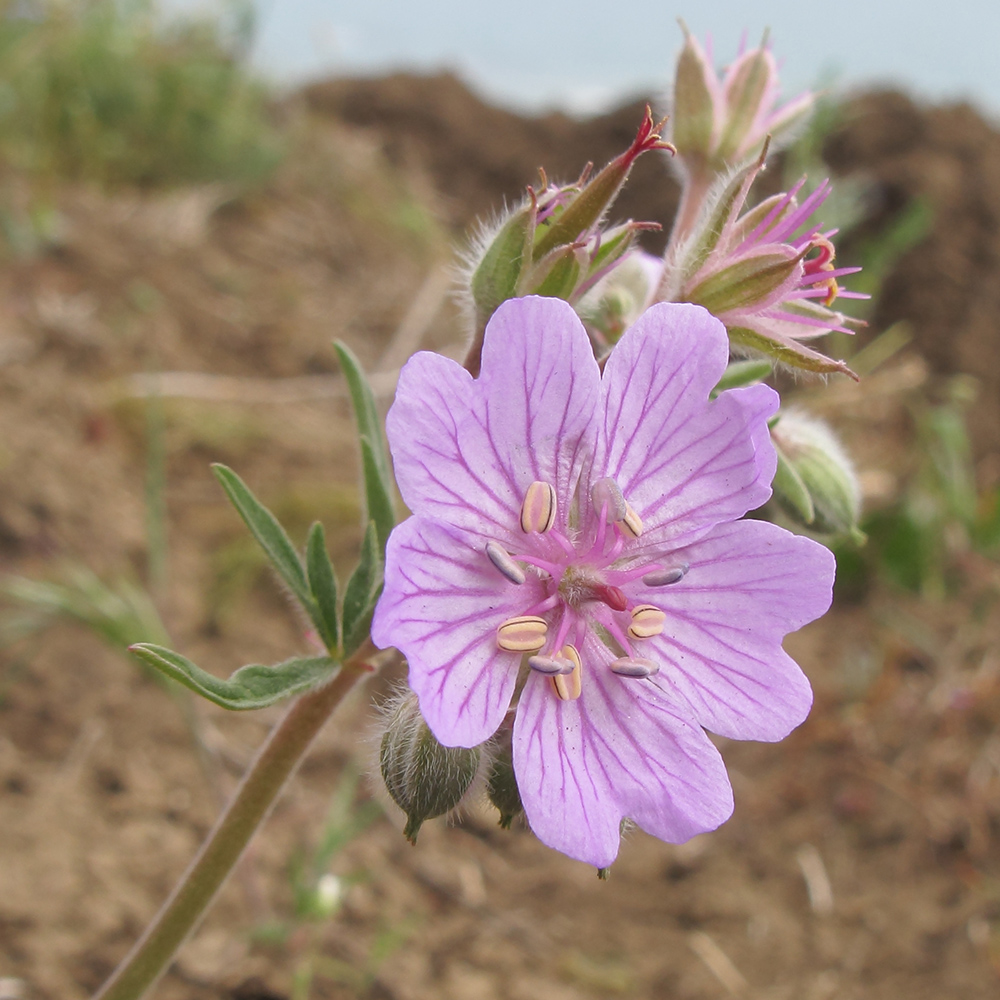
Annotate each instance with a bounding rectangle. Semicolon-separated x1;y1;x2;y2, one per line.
528;655;575;675
591;477;627;523
610;657;660;678
486;542;526;585
642;563;689;587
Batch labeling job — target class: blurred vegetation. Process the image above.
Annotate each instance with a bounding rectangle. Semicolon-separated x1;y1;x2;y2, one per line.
0;0;281;187
836;375;1000;602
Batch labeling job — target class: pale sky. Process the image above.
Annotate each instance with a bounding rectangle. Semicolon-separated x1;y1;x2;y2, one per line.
167;1;1000;118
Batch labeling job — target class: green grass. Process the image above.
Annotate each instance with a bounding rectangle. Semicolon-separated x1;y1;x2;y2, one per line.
0;0;281;187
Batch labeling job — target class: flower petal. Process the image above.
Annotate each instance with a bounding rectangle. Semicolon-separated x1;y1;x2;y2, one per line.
512;633;734;868
595;302;778;552
386;297;599;540
372;516;539;747
635;519;834;741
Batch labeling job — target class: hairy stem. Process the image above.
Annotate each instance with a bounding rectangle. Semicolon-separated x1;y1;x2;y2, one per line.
92;655;372;1000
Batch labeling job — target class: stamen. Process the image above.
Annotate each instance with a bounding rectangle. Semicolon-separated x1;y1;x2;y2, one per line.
591;478;627;523
610;657;660;678
485;542;526;585
528;654;575;675
642;564;689;587
551;644;582;701
628;604;666;640
520;481;557;534
497;615;548;652
619;503;643;538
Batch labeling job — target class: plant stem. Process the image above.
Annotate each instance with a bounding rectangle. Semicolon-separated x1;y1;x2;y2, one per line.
92;657;371;1000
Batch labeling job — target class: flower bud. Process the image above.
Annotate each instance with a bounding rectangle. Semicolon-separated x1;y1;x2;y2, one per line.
463;108;671;372
379;691;481;843
485;725;523;829
577;250;663;346
770;410;862;539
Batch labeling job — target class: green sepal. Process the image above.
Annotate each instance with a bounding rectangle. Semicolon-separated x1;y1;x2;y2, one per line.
129;643;339;711
306;521;340;653
772;444;816;525
716;47;772;162
333;341;392;486
342;520;383;657
727;325;857;378
212;464;314;614
528;245;583;299
470;206;534;322
672;36;716;160
712;358;774;396
688;249;799;314
585;223;636;278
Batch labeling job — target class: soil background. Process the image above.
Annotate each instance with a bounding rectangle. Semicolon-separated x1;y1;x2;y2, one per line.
2;73;1000;1000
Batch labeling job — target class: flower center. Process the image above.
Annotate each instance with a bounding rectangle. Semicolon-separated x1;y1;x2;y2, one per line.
490;478;689;702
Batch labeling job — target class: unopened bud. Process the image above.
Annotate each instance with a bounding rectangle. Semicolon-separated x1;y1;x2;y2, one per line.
486;726;523;829
380;692;481;844
771;410;862;539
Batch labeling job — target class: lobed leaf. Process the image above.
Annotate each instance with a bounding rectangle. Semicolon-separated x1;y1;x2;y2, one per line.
130;644;338;711
306;521;341;653
342;521;383;656
212;464;313;612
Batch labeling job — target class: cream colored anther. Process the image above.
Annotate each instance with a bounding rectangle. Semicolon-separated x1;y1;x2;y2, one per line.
628;604;666;640
551;644;582;701
520;481;557;533
496;615;548;652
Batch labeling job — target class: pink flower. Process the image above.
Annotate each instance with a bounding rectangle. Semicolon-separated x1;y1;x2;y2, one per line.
372;297;834;867
663;158;866;378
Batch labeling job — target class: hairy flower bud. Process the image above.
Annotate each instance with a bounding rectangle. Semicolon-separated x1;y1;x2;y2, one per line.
462;108;671;373
771;410;862;539
485;725;523;829
379;691;481;843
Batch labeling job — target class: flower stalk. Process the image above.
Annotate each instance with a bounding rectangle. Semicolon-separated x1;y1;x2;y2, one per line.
92;652;373;1000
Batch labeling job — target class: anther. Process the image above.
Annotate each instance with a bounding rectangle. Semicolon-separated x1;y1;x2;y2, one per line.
619;503;643;538
528;654;575;676
551;644;582;701
642;564;689;587
591;478;627;523
485;542;526;585
497;615;547;652
628;604;666;640
610;657;660;678
520;481;557;534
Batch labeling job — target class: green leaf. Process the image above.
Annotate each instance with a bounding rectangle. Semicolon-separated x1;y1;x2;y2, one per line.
129;644;338;711
333;342;391;485
361;438;396;555
306;522;340;653
342;521;383;656
212;464;314;613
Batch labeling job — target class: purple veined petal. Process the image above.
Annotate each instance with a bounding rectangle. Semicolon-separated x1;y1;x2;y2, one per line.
513;633;734;868
372;516;541;748
477;297;601;536
594;302;778;553
632;519;834;741
386;297;599;541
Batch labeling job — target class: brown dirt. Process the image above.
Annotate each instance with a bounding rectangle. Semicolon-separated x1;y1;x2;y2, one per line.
1;76;999;1000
